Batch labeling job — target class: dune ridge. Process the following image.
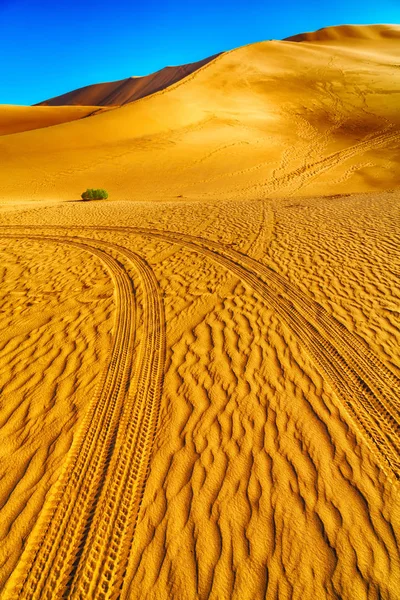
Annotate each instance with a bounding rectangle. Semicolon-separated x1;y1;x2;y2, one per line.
36;54;221;107
285;23;400;43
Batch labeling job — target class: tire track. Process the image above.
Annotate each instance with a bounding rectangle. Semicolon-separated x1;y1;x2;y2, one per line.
283;127;400;196
1;235;136;600
67;242;166;600
249;126;400;196
1;235;165;599
5;225;397;478
146;227;400;478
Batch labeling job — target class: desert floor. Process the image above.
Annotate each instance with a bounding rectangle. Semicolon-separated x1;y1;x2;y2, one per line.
0;23;399;600
0;191;399;599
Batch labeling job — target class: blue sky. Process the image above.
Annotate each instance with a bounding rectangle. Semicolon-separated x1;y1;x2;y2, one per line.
1;0;399;105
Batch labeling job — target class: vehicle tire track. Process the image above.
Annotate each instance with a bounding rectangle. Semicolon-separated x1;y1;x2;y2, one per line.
67;242;166;600
1;234;165;599
248;126;400;196
10;225;397;478
144;227;400;478
1;234;135;599
282;127;400;196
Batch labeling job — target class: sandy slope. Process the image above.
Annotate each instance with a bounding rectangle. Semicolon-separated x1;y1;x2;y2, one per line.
0;23;399;600
36;54;221;107
285;23;400;43
1;24;400;200
0;105;111;136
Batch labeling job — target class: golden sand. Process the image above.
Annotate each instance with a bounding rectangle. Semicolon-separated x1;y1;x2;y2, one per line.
0;105;111;136
1;24;400;202
0;23;399;600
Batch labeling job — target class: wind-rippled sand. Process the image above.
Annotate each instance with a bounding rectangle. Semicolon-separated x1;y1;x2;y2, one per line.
0;191;399;599
0;22;399;600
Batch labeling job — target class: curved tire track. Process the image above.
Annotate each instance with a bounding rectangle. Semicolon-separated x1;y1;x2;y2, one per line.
1;220;398;597
68;242;166;599
0;235;165;599
5;225;397;478
145;227;400;478
261;127;400;195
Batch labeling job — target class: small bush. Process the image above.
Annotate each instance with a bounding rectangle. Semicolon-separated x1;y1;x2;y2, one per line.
81;188;109;200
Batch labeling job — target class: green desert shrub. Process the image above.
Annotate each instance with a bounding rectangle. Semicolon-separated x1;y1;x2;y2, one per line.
81;188;109;200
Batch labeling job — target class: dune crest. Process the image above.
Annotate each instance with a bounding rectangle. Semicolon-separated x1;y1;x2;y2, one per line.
285;23;400;43
36;53;221;107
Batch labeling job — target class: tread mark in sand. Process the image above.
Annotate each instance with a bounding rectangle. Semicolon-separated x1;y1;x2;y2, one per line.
1;234;165;600
1;217;399;593
4;225;397;479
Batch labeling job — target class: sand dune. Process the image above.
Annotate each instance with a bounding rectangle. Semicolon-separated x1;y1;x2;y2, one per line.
1;24;400;200
0;105;110;136
285;23;400;43
36;54;221;107
0;22;399;600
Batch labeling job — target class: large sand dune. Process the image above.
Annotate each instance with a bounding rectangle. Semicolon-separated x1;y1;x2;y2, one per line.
0;23;399;600
1;24;400;200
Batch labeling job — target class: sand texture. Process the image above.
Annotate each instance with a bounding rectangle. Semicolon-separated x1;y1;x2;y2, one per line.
0;23;399;600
